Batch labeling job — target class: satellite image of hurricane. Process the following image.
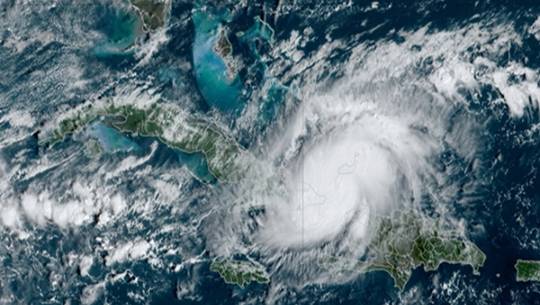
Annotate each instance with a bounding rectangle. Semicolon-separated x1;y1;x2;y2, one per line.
3;0;540;304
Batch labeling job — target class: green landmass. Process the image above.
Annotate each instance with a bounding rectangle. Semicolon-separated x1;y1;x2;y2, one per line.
318;210;486;291
212;29;237;80
210;259;269;288
515;260;540;282
213;29;232;58
40;99;246;182
129;0;171;31
84;140;102;158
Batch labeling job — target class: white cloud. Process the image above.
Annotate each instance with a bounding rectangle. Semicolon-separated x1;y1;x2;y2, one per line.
109;194;126;216
104;240;151;266
3;188;128;229
0;110;35;128
492;64;540;117
79;255;94;277
21;192;53;226
255;13;528;250
104;141;158;180
80;281;105;305
0;205;22;229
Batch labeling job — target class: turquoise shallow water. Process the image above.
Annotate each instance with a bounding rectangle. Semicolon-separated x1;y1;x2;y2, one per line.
93;6;142;57
177;150;216;184
191;6;244;112
85;120;140;153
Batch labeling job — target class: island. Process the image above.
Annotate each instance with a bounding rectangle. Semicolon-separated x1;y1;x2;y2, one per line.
212;29;237;80
40;98;247;182
191;5;244;111
210;259;270;288
129;0;171;32
84;139;102;158
318;210;486;291
515;260;540;282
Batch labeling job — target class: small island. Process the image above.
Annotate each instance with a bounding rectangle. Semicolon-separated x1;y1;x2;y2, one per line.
319;210;486;291
210;259;269;288
515;260;540;282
